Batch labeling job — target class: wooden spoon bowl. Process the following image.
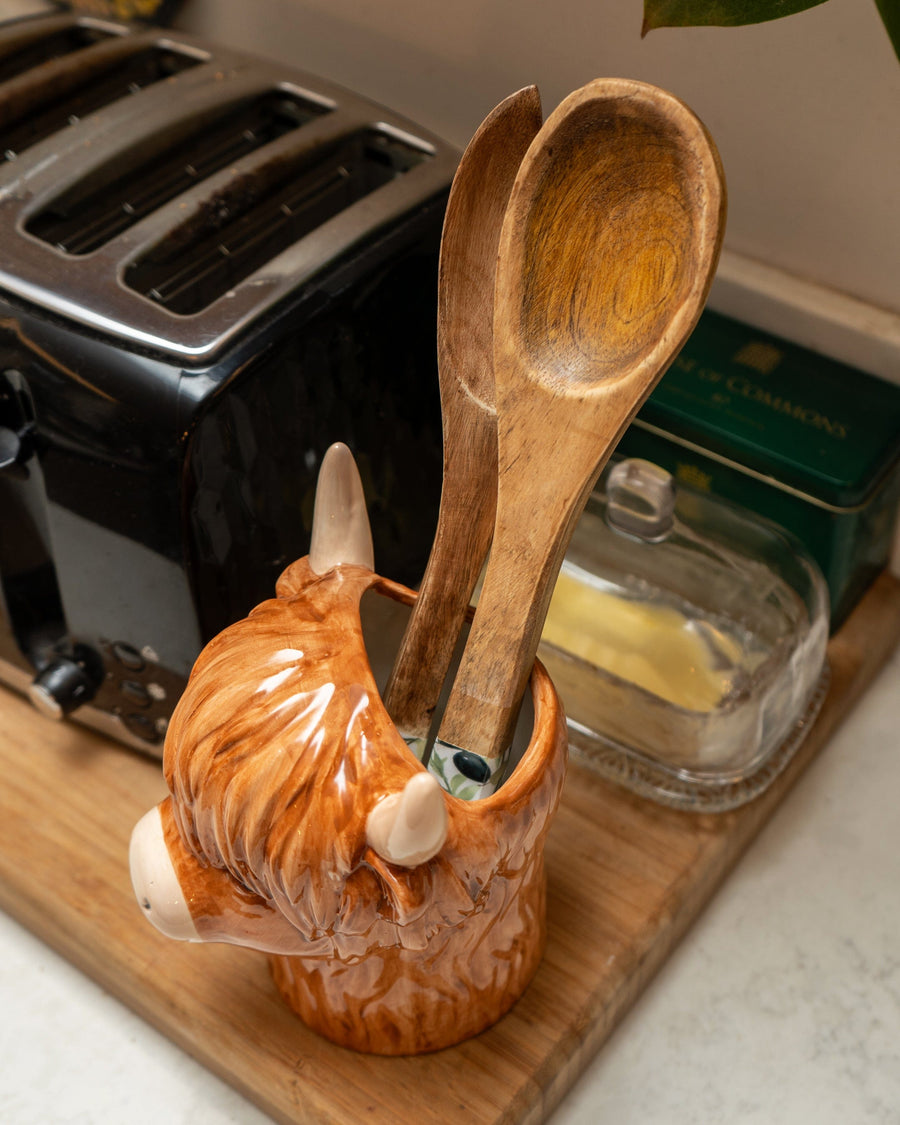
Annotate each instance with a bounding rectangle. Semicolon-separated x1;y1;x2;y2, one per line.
520;93;716;380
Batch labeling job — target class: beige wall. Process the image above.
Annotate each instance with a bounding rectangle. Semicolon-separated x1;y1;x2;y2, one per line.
174;0;899;324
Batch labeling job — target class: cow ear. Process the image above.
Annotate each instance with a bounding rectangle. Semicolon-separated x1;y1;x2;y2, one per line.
366;772;448;867
309;442;374;574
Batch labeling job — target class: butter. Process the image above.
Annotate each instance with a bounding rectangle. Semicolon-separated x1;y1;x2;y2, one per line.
542;568;736;712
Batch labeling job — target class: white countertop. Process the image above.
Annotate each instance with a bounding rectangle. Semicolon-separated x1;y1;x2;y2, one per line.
2;642;898;1125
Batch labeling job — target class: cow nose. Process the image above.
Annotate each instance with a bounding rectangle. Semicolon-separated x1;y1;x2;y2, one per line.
129;807;200;942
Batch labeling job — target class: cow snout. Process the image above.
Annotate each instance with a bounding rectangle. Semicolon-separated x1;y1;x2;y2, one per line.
129;806;200;942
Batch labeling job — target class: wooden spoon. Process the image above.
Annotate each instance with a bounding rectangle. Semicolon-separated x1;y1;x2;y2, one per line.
382;86;542;750
437;77;726;772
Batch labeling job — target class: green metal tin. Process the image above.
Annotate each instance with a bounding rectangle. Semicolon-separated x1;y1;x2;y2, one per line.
616;310;900;629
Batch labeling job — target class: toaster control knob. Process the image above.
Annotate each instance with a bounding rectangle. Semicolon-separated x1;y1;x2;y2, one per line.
0;425;19;466
0;425;23;472
0;422;34;476
28;658;96;720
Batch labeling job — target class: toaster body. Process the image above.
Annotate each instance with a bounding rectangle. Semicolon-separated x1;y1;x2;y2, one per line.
0;11;455;754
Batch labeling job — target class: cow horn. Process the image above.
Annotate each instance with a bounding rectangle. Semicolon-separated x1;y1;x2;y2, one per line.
366;772;448;867
309;442;374;575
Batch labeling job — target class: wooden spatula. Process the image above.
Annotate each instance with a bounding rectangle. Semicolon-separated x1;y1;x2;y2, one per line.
382;86;542;752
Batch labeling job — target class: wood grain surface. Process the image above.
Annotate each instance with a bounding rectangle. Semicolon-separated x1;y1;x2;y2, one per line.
1;571;898;1125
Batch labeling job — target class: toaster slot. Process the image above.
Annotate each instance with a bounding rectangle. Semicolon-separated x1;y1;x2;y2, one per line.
1;43;201;162
124;127;433;316
0;23;116;87
26;90;331;255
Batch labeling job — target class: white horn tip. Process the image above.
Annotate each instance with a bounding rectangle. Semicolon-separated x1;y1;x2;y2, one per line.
309;442;374;575
367;772;448;868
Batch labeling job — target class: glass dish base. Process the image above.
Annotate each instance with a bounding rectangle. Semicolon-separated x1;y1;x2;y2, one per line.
567;662;831;813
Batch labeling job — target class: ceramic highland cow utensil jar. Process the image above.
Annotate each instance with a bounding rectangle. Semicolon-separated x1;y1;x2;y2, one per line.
130;442;568;1054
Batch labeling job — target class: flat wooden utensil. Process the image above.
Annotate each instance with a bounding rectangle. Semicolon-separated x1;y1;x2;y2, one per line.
437;77;726;773
382;86;542;749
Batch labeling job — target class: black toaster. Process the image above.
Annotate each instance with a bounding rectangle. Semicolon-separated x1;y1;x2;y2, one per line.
0;10;456;754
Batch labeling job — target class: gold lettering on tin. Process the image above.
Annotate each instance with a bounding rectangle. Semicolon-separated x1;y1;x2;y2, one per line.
724;375;848;439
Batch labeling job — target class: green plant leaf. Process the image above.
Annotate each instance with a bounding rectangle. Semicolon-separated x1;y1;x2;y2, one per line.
874;0;900;62
643;0;831;35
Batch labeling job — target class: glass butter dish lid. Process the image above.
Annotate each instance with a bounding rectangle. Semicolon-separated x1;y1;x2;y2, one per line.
539;458;830;812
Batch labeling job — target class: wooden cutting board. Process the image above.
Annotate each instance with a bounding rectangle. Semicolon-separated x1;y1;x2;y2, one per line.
1;571;899;1125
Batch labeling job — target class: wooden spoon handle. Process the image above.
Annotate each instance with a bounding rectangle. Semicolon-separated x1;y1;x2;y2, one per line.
382;403;496;742
437;383;633;759
382;87;542;742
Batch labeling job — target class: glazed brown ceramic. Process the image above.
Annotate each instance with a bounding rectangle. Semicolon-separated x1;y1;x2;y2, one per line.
130;444;567;1055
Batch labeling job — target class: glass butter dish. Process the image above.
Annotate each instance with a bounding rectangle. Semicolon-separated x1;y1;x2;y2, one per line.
539;458;830;812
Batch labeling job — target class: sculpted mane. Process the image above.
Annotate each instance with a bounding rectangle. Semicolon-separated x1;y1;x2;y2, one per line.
164;559;424;939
